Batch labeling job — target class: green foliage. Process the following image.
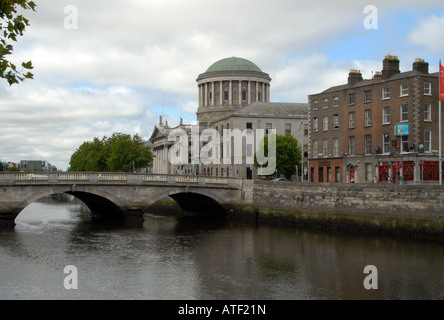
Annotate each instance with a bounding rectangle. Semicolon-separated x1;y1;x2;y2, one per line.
68;133;153;172
255;133;301;179
0;0;36;85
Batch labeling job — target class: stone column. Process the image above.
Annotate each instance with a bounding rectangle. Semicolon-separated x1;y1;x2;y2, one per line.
256;82;259;102
229;80;232;106
211;82;215;106
239;81;242;106
199;84;202;108
220;81;223;105
248;81;251;104
204;83;208;107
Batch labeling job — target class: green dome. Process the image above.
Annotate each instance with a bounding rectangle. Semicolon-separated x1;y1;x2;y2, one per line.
206;57;263;73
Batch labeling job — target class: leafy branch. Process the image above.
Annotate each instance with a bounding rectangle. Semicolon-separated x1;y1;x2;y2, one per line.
0;0;36;85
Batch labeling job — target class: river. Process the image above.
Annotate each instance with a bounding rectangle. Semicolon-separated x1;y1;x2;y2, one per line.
1;195;444;300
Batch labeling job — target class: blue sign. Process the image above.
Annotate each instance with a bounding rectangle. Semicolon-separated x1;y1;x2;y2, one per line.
395;123;409;136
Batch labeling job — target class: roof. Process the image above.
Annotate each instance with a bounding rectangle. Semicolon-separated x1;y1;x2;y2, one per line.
206;57;263;73
232;102;308;118
318;71;439;95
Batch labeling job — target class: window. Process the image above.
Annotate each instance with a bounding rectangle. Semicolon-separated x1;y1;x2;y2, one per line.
327;167;332;182
348;136;356;155
400;83;409;97
258;92;262;102
323;139;328;157
209;92;212;101
285;123;291;134
323;98;328;108
333;138;338;157
364;90;372;103
424;130;431;153
382;106;390;124
224;91;229;100
333;114;339;129
323;116;328;131
304;123;309;136
349;93;356;105
246;122;252;130
266;123;272;135
382;87;390;100
348;112;355;128
365;135;372;155
424;82;431;95
333;96;339;107
242;90;247;101
313;117;318;132
401;135;409;153
364;110;372;127
400;104;409;122
313;100;318;110
366;163;372;181
312;140;318;157
335;167;340;182
383;133;390;153
424;103;431;121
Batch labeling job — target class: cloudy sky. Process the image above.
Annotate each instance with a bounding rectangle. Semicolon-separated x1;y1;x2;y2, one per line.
1;0;444;170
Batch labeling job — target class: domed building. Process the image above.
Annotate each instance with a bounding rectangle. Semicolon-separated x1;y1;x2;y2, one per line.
196;57;272;126
149;57;308;180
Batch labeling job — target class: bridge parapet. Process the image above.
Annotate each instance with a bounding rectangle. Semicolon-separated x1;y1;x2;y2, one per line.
0;172;242;189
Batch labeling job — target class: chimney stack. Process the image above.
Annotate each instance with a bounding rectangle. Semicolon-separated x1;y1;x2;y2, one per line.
373;71;382;82
348;69;363;86
382;55;400;80
412;58;429;74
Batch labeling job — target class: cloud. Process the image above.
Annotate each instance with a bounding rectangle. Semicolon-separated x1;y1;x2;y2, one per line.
2;0;444;171
407;14;444;55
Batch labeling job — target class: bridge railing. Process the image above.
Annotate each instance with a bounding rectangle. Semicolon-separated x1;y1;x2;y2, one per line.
0;172;242;188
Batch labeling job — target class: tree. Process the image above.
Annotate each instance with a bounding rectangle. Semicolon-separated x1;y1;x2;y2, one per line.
255;133;301;179
69;137;108;172
68;133;153;172
0;0;36;85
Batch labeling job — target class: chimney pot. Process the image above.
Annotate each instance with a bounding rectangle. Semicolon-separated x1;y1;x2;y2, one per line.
348;69;363;86
413;58;429;74
382;55;400;79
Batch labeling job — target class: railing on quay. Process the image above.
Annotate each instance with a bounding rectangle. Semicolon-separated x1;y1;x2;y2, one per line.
0;172;242;188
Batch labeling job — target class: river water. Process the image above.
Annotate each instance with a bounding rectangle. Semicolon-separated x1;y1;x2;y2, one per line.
1;195;444;300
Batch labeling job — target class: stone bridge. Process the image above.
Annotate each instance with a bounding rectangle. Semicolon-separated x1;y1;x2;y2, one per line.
0;172;244;227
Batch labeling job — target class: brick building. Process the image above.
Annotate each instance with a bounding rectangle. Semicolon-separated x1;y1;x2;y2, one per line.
308;55;441;184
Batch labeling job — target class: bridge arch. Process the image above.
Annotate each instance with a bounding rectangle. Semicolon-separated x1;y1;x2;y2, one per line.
149;188;228;217
18;186;125;221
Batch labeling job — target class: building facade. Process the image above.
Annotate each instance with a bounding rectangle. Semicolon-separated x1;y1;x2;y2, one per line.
149;57;309;179
308;55;441;184
19;160;57;171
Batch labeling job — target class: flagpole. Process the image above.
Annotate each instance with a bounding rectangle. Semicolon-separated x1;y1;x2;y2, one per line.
440;99;442;185
440;60;443;186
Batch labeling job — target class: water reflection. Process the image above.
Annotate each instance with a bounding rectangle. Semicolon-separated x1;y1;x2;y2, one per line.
1;195;444;300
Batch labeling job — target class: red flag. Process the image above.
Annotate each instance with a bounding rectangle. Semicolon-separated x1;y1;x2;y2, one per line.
440;60;444;101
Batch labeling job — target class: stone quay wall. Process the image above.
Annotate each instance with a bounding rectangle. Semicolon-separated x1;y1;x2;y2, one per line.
238;180;444;241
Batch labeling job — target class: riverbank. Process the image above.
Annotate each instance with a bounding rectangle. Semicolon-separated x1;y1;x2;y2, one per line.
147;183;444;244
